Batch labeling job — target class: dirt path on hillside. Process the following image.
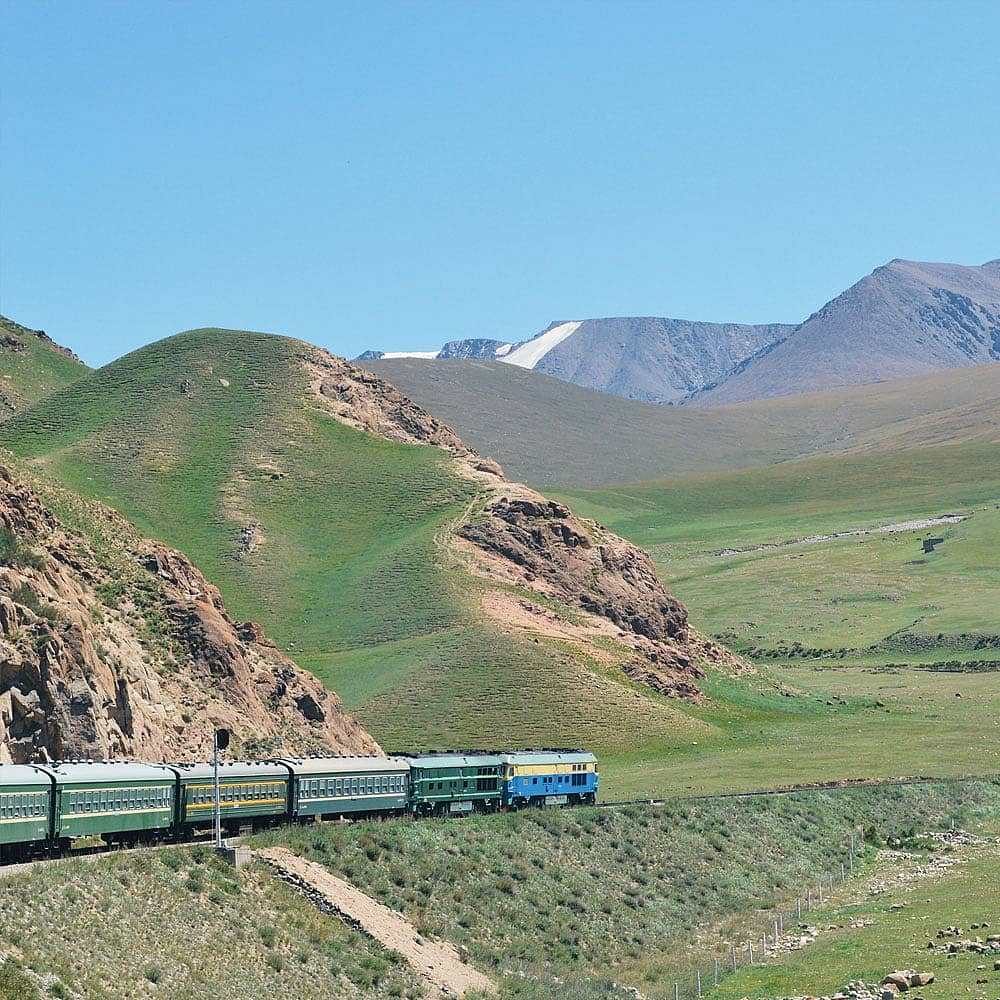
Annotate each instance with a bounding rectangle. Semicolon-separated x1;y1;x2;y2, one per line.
716;514;968;556
257;847;496;997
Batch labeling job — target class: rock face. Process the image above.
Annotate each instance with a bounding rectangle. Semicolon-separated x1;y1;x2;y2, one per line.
455;493;747;698
0;463;378;764
437;338;509;360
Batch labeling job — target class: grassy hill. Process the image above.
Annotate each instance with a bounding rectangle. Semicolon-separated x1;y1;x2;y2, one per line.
254;780;1000;999
0;844;425;1000
361;357;1000;486
0;315;89;419
0;328;720;772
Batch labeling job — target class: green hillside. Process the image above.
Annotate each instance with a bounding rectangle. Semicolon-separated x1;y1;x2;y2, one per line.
362;357;1000;486
0;315;89;419
553;441;1000;667
0;328;713;769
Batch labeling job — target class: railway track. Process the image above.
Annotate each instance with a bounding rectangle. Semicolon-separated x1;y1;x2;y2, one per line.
3;772;996;872
594;772;1000;809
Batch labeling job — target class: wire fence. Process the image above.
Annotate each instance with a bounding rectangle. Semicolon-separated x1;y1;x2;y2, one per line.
667;826;865;999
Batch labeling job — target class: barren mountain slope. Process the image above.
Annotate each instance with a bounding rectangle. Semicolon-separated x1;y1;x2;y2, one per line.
528;316;792;402
0;459;377;763
2;327;743;754
695;258;1000;404
358;317;791;403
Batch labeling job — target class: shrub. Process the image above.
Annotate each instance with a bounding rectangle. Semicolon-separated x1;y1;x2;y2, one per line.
0;528;45;570
143;965;163;984
159;849;182;871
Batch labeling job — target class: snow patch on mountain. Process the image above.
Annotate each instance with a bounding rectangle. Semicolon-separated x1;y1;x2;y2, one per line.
382;350;441;359
498;322;581;369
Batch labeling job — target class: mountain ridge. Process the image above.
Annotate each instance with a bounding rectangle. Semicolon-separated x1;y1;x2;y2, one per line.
355;257;1000;405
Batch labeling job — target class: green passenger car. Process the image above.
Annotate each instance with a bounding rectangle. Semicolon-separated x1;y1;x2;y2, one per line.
173;761;290;832
401;752;503;816
277;755;410;819
48;762;176;844
0;765;54;859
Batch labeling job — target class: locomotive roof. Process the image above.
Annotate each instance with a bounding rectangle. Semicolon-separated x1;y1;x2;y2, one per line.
0;764;56;787
43;761;178;784
499;750;597;765
273;755;410;775
397;752;502;768
172;761;289;780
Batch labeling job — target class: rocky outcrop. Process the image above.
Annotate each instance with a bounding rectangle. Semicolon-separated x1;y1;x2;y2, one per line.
456;492;747;696
0;315;84;363
0;464;377;763
304;350;746;701
302;349;479;457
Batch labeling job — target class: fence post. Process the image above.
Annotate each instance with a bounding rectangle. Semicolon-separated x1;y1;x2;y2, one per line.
714;959;719;987
806;888;811;911
675;983;679;1000
731;942;737;972
774;919;780;944
697;969;702;998
748;940;754;965
761;933;767;957
797;897;802;920
841;862;846;881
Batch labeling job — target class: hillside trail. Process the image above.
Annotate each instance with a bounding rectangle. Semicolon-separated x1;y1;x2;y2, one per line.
256;846;496;997
715;513;968;556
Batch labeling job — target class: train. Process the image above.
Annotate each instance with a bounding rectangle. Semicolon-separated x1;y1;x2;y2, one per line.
0;749;598;862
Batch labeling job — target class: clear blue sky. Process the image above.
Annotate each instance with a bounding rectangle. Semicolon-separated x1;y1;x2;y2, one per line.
2;0;998;367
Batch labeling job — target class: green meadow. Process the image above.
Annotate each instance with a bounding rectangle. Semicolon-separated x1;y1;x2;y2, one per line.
552;442;1000;662
707;818;1000;1000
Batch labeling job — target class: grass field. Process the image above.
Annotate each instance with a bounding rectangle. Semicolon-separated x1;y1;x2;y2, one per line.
553;442;1000;665
0;315;89;419
708;821;1000;1000
0;845;424;999
253;780;1000;1000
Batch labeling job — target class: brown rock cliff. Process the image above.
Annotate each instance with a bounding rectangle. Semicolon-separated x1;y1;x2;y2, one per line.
0;464;377;763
